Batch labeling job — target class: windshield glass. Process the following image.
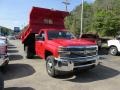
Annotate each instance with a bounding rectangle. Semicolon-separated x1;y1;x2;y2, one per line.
48;30;75;40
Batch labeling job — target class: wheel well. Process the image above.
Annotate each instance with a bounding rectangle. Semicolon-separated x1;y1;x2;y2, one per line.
45;50;53;59
109;45;117;49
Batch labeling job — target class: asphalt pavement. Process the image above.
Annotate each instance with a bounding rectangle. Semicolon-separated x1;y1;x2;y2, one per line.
3;40;120;90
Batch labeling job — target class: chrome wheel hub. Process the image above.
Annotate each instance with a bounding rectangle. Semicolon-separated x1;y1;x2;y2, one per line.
47;60;53;73
111;49;116;54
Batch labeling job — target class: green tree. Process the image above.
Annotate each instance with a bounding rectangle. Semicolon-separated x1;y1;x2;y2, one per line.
0;26;12;36
92;0;120;37
65;2;93;36
65;0;120;37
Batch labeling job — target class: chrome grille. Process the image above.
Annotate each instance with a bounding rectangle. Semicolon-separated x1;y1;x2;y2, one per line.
59;46;98;58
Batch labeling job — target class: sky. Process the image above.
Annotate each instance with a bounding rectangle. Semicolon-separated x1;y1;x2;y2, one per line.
0;0;95;30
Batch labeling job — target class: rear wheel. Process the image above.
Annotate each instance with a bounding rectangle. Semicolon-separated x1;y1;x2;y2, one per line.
46;56;58;77
109;46;118;56
0;72;4;90
25;46;34;59
1;61;9;71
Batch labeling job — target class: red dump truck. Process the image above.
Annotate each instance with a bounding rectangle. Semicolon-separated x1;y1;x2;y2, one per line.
21;7;99;77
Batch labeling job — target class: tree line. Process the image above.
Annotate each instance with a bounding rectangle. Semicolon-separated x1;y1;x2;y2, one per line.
65;0;120;37
0;26;12;36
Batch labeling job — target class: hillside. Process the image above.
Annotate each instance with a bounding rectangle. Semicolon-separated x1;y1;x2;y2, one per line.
0;26;12;36
65;0;120;37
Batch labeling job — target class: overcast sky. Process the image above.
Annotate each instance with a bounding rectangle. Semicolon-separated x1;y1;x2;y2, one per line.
0;0;95;29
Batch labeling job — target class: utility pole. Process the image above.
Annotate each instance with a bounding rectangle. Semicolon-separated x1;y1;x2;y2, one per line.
0;27;1;35
80;0;84;36
62;0;70;11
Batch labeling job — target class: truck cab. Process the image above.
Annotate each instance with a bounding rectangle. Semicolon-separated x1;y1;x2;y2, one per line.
35;29;75;59
21;7;99;77
108;36;120;55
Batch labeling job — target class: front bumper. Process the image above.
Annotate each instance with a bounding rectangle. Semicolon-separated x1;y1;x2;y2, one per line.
0;55;9;66
54;56;99;72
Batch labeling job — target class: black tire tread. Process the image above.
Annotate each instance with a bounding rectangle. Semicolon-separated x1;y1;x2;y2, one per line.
109;46;118;56
46;56;57;77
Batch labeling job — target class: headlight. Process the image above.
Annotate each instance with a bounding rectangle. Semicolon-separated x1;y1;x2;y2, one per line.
58;46;70;57
59;51;71;58
58;46;65;52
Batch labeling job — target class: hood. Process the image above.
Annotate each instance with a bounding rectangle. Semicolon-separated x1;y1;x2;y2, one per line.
48;38;96;47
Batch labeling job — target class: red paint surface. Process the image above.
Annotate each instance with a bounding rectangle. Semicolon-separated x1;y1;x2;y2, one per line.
21;7;97;59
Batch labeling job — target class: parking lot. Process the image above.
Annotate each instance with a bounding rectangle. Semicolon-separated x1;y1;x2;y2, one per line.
3;40;120;90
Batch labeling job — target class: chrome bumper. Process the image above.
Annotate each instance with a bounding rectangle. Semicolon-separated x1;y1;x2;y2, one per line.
0;55;9;66
54;56;99;72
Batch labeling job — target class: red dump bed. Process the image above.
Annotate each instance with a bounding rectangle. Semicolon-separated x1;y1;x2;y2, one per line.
21;7;69;43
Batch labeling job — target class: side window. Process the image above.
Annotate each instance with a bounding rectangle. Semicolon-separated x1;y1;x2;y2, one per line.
39;32;45;38
36;31;45;41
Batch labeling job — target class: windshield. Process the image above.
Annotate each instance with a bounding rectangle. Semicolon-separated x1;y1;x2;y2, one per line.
48;30;75;40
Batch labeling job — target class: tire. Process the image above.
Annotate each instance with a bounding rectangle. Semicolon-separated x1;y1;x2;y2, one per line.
25;46;33;59
0;72;4;90
109;46;118;56
46;56;58;77
1;61;9;72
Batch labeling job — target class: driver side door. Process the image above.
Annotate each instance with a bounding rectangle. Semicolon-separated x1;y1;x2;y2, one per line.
35;31;45;58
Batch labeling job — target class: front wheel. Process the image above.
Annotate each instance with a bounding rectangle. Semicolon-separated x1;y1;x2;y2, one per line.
109;46;118;56
46;56;58;77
